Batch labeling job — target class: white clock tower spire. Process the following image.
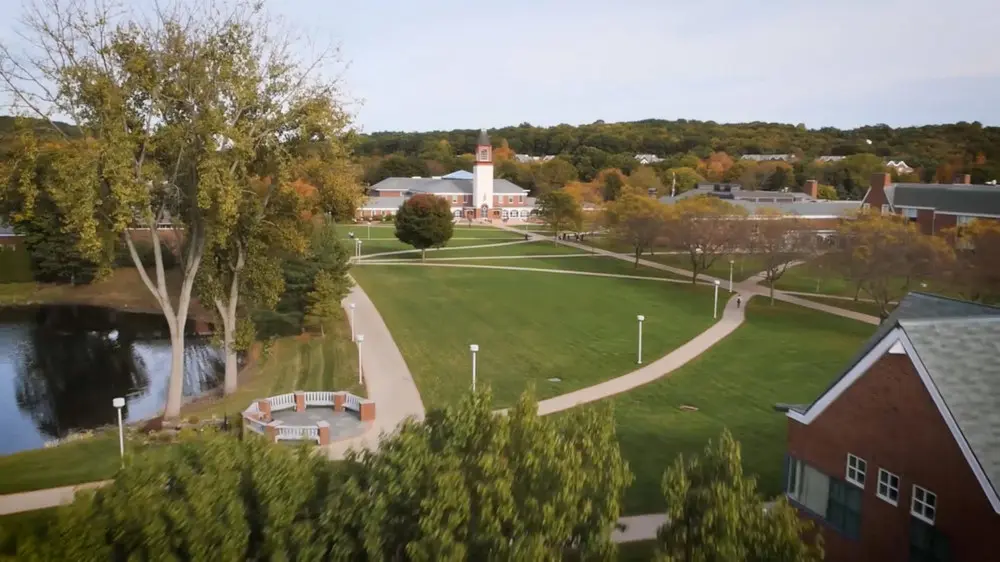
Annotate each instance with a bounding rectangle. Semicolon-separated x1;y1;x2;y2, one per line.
472;128;494;218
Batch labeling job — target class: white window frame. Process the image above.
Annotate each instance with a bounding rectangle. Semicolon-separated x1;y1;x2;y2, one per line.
911;485;937;524
901;207;918;219
881;204;890;215
877;468;900;506
845;454;866;489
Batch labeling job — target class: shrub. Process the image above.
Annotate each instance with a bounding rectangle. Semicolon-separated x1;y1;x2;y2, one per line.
0;245;34;283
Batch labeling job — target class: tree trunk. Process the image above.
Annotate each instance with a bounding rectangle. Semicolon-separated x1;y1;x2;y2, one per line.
166;323;185;417
634;247;640;268
769;277;776;305
215;247;245;396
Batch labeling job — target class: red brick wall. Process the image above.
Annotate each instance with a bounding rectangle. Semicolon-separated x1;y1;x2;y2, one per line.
932;213;956;235
787;354;999;562
865;173;892;208
915;210;935;235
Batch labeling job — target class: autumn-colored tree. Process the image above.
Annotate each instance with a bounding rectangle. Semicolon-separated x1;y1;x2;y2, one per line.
528;157;578;194
663;196;747;284
831;210;954;317
626;166;665;196
660;167;705;195
751;209;813;304
657;430;823;562
0;0;352;417
493;138;516;162
595;168;629;201
816;184;838;200
943;219;1000;303
564;180;603;205
605;193;669;267
394;194;454;260
537;190;583;239
698;151;735;182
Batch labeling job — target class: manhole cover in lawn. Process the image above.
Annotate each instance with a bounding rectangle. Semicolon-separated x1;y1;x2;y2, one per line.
547;377;562;383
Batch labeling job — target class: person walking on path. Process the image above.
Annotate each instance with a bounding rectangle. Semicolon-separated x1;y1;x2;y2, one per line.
737;295;742;309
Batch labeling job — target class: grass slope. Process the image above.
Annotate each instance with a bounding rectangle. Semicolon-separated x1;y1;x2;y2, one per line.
642;253;768;282
351;266;718;409
0;434;123;495
453;256;686;279
606;299;872;514
362;240;588;260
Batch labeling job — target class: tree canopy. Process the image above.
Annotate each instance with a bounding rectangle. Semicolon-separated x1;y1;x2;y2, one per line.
537;190;583;238
394;193;455;260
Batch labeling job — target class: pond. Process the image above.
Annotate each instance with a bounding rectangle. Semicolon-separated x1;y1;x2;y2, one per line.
0;305;222;455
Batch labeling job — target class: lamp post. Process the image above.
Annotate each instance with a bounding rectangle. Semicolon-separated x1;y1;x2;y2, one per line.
469;344;479;392
636;315;645;364
355;334;364;385
729;259;734;293
367;221;371;240
713;280;721;319
355;239;362;260
349;303;356;341
112;397;125;467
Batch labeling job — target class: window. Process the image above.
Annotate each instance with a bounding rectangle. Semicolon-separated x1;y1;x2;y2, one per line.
881;204;890;215
451;195;457;203
786;457;862;540
911;486;937;524
846;454;866;488
478;148;490;161
956;215;975;226
902;207;918;219
877;469;900;505
507;196;513;203
827;479;863;540
910;517;950;562
786;457;830;516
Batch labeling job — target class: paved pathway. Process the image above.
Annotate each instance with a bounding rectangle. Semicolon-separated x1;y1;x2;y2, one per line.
365;253;600;262
361;239;534;260
356;260;696;285
323;280;426;459
0;480;111;516
613;514;667;543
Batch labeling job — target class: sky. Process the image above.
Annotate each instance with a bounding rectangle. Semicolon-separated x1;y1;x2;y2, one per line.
3;0;1000;133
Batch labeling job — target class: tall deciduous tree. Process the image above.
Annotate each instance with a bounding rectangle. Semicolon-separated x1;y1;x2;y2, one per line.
0;0;351;418
751;208;813;304
944;219;1000;303
394;193;454;260
537;190;583;239
657;430;823;562
529;157;578;195
832;210;954;317
605;193;668;267
664;196;747;284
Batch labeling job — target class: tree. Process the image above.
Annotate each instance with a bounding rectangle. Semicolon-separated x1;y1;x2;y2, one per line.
537;190;582;239
751;209;813;304
529;157;578;195
350;390;632;561
944;219;1000;303
0;0;351;418
816;184;838;200
605;193;668;267
626;166;665;196
664;197;747;284
394;193;454;260
831;210;954;317
14;392;632;561
303;270;342;336
659;167;705;195
656;430;823;562
596;168;628;201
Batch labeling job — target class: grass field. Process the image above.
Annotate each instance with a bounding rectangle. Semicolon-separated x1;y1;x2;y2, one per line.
182;316;362;420
641;253;769;282
453;256;686;279
600;299;872;514
362;240;589;260
793;294;892;317
617;540;657;561
351;266;719;408
0;433;124;495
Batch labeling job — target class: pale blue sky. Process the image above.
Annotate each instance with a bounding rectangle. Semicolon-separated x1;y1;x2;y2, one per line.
4;0;999;132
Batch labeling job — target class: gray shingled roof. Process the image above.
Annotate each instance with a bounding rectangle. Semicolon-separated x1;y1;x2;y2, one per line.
371;177;527;196
361;196;405;210
888;183;1000;216
732;200;861;218
901;316;1000;498
794;293;1000;500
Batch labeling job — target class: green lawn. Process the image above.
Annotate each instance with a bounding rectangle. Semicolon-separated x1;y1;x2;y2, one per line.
602;299;872;514
642;253;769;282
357;237;525;256
793;294;892;318
182;316;362;420
363;240;589;260
617;540;657;561
0;434;124;495
351;266;719;408
454;256;686;280
774;261;943;299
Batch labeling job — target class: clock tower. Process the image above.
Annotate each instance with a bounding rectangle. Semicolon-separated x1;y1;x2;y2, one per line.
472;128;494;218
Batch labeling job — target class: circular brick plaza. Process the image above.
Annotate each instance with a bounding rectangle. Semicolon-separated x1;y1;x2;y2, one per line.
242;391;375;445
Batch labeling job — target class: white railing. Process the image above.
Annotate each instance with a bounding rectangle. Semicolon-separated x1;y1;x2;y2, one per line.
269;393;296;411
305;391;334;406
276;424;320;443
344;393;361;412
244;416;267;435
245;402;260;415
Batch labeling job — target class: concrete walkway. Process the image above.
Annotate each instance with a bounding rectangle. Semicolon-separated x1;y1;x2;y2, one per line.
0;480;111;516
613;514;667;543
361;239;534;260
322;280;426;459
356;260;696;285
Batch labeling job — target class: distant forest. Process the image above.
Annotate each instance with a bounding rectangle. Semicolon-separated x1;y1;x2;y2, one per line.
5;115;1000;201
356;119;1000;200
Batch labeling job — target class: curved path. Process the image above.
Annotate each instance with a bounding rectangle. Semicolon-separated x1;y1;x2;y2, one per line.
356;260;697;285
361;239;535;260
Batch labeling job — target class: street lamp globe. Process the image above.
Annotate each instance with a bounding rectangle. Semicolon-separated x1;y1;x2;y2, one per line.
356;334;365;344
637;315;645;322
470;344;479;352
112;397;125;408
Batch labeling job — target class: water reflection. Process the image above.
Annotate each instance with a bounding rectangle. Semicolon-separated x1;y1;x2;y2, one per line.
0;305;222;455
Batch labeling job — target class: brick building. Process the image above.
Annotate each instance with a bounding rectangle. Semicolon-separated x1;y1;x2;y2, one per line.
777;293;1000;562
357;129;535;221
862;173;1000;235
